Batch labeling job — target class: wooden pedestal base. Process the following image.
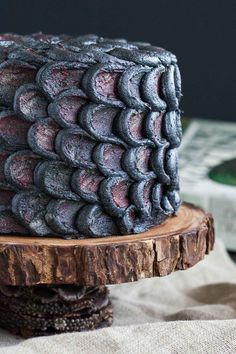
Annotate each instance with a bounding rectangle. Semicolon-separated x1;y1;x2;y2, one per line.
0;203;214;336
0;284;113;337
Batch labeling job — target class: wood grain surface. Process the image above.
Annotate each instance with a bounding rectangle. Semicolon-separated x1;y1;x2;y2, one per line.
0;203;214;286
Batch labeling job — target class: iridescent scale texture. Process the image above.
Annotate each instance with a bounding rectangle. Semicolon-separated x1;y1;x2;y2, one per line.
0;33;182;238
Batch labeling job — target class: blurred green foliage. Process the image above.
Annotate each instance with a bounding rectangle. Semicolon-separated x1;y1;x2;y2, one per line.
208;159;236;186
181;117;191;133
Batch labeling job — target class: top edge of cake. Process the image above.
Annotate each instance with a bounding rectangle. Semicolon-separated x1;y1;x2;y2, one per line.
0;33;177;68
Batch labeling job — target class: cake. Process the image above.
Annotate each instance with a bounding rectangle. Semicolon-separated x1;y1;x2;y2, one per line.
0;33;182;238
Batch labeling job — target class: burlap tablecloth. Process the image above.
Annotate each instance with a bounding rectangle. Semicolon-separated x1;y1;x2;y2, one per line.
0;240;236;354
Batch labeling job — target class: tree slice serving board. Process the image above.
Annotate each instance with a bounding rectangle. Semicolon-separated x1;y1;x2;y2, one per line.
0;202;214;287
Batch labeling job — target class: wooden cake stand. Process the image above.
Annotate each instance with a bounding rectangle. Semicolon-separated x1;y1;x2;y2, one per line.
0;203;214;336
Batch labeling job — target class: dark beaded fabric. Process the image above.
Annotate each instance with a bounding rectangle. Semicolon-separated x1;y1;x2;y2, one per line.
0;33;182;238
0;285;112;336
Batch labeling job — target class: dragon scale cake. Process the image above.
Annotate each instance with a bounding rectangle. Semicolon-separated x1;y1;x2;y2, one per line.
0;33;182;238
0;34;215;338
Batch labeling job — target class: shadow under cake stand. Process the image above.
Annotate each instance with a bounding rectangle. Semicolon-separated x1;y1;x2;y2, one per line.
0;202;214;336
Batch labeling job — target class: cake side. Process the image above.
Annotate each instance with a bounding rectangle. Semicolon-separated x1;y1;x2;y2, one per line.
0;33;182;238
